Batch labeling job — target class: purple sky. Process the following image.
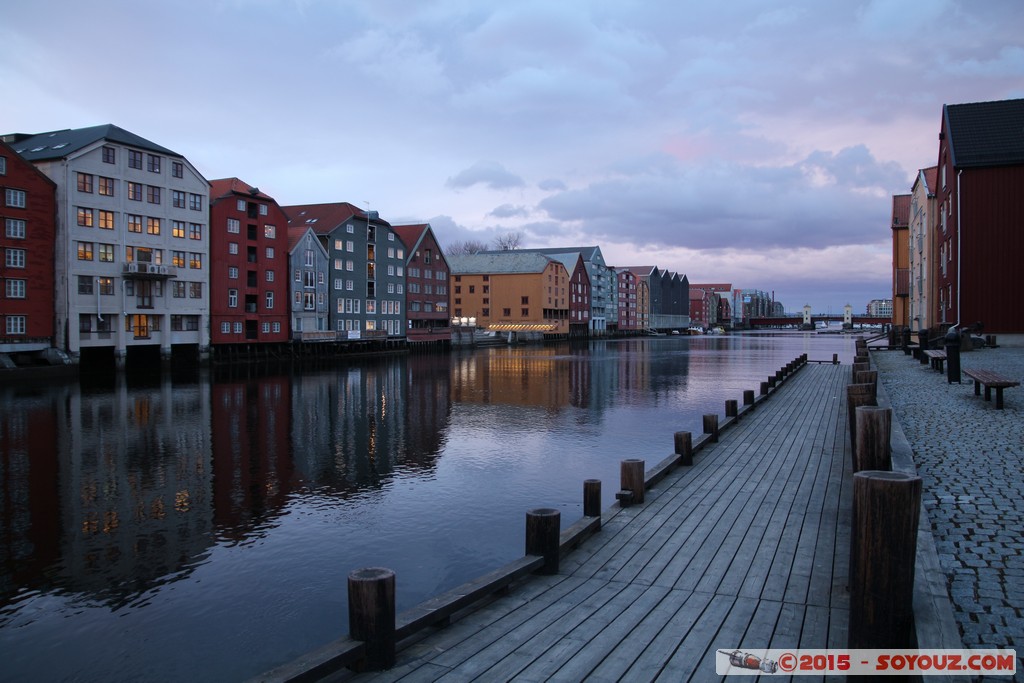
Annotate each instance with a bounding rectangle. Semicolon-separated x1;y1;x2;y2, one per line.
3;0;1022;313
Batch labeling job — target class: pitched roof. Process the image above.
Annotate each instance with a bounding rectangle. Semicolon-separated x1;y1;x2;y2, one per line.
281;202;387;235
209;177;276;202
944;98;1024;168
503;245;605;264
891;194;911;228
447;252;562;275
5;124;181;161
391;223;429;252
920;166;938;195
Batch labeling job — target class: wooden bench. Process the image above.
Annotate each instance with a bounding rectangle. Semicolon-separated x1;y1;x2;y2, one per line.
923;349;947;372
962;369;1020;409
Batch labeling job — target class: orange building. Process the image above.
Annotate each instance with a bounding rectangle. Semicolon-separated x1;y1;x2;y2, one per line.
891;194;911;329
448;252;570;338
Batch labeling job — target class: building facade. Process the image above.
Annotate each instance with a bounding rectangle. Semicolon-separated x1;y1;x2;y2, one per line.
448;252;570;337
7;125;210;366
615;268;642;332
935;98;1024;332
287;226;331;340
1;139;57;358
392;223;451;344
208;179;290;347
891;194;911;329
507;247;613;334
627;266;689;331
283;203;406;340
908;167;938;333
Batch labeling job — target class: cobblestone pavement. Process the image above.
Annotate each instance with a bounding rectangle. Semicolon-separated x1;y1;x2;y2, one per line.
873;346;1023;679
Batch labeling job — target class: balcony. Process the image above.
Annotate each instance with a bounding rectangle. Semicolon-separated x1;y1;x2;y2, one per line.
123;262;177;279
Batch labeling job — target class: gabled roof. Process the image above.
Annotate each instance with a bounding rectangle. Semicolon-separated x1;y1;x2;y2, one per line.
5;124;181;161
944;98;1024;168
891;194;911;228
448;252;563;275
281;202;389;235
209;177;277;202
920;166;938;196
391;223;430;252
287;225;328;255
0;138;57;189
505;245;605;265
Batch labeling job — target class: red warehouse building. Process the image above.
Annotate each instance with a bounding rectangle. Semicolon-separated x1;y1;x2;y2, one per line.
208;179;290;348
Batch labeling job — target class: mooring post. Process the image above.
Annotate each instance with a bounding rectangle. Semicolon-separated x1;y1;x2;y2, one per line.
743;389;755;407
849;471;921;649
852;362;869;380
525;508;561;575
620;459;645;505
348;567;396;671
583;479;602;518
767;375;777;389
846;383;877;454
853;370;878;400
725;399;738;418
760;381;769;396
703;414;719;442
854;407;892;473
832;353;839;364
674;431;693;466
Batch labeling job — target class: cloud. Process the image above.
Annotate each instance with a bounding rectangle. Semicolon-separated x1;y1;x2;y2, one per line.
489;204;528;219
445;161;525;190
538;179;567;192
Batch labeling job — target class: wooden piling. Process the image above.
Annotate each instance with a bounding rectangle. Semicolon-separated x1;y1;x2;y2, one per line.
854;407;892;473
725;399;738;418
348;567;396;670
743;389;755;407
674;431;693;466
583;479;601;518
846;383;877;453
853;370;878;400
525;508;561;575
760;381;769;396
620;459;645;505
849;471;921;649
703;414;719;442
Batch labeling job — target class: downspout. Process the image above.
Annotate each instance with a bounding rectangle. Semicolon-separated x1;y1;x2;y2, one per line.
956;169;962;329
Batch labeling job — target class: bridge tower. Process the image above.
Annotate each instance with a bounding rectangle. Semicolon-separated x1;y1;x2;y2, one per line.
843;304;853;328
803;304;812;327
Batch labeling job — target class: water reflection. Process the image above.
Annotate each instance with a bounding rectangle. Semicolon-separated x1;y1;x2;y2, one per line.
0;332;855;682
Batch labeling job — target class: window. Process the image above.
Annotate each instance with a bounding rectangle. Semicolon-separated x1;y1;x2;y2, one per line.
147;217;161;235
171;251;185;267
503;308;511;316
172;161;183;178
77;173;94;193
147;186;161;204
6;316;25;335
228;266;238;279
227;218;240;233
172;190;186;208
6;189;26;208
521;296;529;305
228;242;238;255
221;321;230;333
264;225;276;239
78;275;94;294
102;146;116;164
172;221;185;238
236;199;246;212
147;154;161;173
228;289;238;308
262;322;270;334
128;150;143;169
266;270;274;282
259;204;268;216
98;277;114;295
128;182;143;201
189;223;202;240
98;176;115;196
76;242;93;261
234;322;243;334
127;214;142;232
98;244;115;262
522;308;529;317
265;247;274;259
5;279;26;298
273;322;281;333
346;223;354;234
99;210;114;230
189;282;202;298
189;194;203;211
77;208;94;227
5;218;26;238
189;253;202;269
265;291;274;309
0;155;4;175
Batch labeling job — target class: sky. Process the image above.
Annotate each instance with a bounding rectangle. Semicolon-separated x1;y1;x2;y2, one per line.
3;1;1022;314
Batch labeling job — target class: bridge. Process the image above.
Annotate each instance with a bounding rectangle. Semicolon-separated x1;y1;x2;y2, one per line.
747;314;891;329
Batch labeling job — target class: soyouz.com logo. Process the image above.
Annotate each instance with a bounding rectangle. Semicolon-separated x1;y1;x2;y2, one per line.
716;649;1017;676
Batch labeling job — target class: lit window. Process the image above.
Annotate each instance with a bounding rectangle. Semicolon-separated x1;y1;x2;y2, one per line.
189;253;202;269
127;215;142;232
173;221;186;238
99;210;114;230
128;182;143;201
77;208;94;227
77;173;94;193
76;243;93;261
264;225;276;239
99;177;115;196
147;217;161;235
189;223;202;240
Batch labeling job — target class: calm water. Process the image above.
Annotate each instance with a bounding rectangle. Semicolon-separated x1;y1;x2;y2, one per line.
0;332;856;682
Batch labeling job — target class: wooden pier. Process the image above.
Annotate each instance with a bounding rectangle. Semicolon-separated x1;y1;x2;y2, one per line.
305;362;851;681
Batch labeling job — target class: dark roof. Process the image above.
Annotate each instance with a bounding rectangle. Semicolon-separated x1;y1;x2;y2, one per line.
5;124;181;161
447;252;562;275
209;177;277;203
944;98;1024;168
391;223;429;252
281;202;390;235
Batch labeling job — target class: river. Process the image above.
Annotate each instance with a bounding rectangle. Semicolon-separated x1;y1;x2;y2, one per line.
0;331;858;682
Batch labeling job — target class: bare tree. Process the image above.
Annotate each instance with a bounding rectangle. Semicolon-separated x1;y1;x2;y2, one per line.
493;231;524;251
444;239;489;256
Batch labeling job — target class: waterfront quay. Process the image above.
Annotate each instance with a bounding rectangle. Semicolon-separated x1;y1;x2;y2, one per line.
264;359;887;682
874;345;1024;677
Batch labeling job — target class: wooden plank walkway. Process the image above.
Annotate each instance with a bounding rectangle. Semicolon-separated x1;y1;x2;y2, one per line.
344;364;853;682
